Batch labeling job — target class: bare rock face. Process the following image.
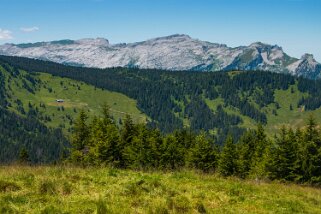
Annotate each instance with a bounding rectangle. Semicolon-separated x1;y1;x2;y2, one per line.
0;34;320;79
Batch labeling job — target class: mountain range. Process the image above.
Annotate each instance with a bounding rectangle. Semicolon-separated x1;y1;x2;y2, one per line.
0;34;320;79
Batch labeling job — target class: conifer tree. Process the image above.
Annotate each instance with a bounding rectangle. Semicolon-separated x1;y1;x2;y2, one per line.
301;115;321;183
121;114;135;144
160;134;184;169
70;109;89;163
218;135;236;177
146;128;163;168
84;116;101;164
188;132;218;172
94;123;121;166
102;104;113;123
292;127;304;182
118;114;136;167
19;147;30;164
236;130;255;178
94;105;122;166
269;127;297;181
249;124;270;179
173;129;195;150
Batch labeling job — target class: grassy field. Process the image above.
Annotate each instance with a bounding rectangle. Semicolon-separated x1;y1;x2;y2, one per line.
264;85;321;133
0;166;321;213
206;84;321;136
5;71;147;131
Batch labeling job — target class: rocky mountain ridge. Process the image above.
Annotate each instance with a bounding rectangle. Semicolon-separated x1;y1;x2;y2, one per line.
0;34;320;79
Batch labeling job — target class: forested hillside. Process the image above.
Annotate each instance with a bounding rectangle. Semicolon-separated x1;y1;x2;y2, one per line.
0;58;146;163
0;62;68;163
2;55;321;163
2;55;321;140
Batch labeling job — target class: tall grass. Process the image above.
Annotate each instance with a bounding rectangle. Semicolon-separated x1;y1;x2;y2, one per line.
0;165;320;213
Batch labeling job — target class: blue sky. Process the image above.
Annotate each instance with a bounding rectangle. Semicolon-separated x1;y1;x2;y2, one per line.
0;0;320;61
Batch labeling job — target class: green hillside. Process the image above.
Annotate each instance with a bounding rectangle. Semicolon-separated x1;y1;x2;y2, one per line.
3;55;321;140
265;86;321;133
206;85;321;135
0;166;321;213
1;65;147;132
0;65;68;163
3;55;321;139
1;57;321;214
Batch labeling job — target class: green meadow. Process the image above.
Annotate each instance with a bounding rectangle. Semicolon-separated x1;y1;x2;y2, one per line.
0;166;321;214
6;71;147;131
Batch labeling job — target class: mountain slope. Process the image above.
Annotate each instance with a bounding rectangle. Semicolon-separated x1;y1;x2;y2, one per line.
0;59;147;132
0;62;68;163
0;58;148;163
0;35;320;79
3;55;321;140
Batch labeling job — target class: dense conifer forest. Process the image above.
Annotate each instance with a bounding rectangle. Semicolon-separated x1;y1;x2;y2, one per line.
0;62;68;163
0;55;321;183
2;55;321;135
70;105;321;185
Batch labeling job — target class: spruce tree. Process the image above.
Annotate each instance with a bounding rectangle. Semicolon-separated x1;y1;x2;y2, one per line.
218;135;236;177
70;109;89;163
147;128;163;168
19;147;30;164
188;132;218;172
119;114;136;167
94;123;121;166
236;131;255;178
94;105;122;166
293;127;305;182
121;114;135;144
301;115;321;183
160;135;184;169
249;124;270;179
269;127;297;181
101;104;113;127
83;116;101;164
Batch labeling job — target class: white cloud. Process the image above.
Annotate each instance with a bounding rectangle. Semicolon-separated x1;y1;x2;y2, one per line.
0;29;13;40
20;26;39;33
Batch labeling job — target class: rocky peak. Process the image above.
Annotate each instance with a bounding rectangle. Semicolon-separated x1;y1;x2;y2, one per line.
0;35;320;79
76;38;109;46
249;42;267;47
144;34;193;44
249;42;282;52
301;53;316;62
160;34;192;40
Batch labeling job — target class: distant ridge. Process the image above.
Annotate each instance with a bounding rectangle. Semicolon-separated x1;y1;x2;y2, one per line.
0;34;320;79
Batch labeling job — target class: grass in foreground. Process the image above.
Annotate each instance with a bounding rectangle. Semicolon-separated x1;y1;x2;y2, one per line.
0;166;321;213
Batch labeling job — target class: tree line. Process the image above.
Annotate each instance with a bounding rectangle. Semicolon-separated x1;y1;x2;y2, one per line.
0;62;68;164
0;55;306;136
70;105;321;185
